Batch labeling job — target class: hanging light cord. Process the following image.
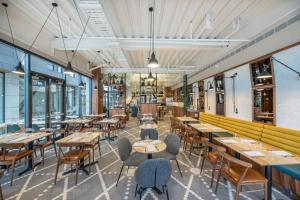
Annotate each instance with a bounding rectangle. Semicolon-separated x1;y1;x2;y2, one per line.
2;3;21;62
151;6;155;54
72;0;85;29
55;6;69;62
70;16;90;62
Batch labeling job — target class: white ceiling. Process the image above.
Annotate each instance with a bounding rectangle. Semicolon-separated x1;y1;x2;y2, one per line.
1;0;300;86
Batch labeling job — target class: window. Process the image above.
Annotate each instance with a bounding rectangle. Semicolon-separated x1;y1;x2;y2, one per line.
80;76;91;116
66;86;79;117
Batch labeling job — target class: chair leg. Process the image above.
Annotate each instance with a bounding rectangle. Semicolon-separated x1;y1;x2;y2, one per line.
189;142;193;158
116;165;124;187
166;185;169;200
88;153;91;174
135;184;138;197
98;140;101;157
42;148;45;166
211;164;217;187
10;161;16;186
264;180;268;200
31;153;35;172
75;161;80;185
175;159;183;177
53;143;58;157
200;157;205;174
234;184;241;200
0;184;3;200
214;171;222;194
92;148;95;163
54;160;60;185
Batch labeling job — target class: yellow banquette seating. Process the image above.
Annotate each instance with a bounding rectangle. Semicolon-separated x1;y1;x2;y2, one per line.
199;112;264;140
200;112;300;193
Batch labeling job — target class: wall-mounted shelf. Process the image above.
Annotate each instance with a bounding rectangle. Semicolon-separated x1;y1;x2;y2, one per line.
250;57;275;124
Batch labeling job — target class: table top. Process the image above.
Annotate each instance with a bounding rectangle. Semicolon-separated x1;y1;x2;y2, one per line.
0;132;54;145
132;140;166;154
97;118;119;124
85;114;106;118
214;137;300;166
189;123;227;133
139;124;158;129
60;119;93;124
56;131;101;145
113;114;127;117
176;117;199;123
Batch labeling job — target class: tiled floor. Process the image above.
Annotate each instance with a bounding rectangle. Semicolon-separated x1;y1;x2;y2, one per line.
1;117;293;200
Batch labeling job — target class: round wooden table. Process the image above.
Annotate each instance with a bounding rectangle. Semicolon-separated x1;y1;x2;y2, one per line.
139;123;158;130
132;139;166;159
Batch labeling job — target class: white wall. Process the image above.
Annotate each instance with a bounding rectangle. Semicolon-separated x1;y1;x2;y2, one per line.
273;45;300;130
192;82;199;110
204;77;216;114
224;64;252;121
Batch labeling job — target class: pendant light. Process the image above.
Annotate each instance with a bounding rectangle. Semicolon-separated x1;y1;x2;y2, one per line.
2;3;24;75
209;83;214;91
79;78;85;88
54;2;90;76
147;71;155;81
93;84;98;91
148;7;159;68
257;64;272;79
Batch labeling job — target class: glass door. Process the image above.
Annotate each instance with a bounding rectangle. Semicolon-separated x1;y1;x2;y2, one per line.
32;78;46;130
50;81;63;128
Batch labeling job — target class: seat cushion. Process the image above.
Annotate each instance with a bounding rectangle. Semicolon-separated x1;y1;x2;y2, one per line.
152;151;176;160
261;125;300;155
212;132;233;137
275;165;300;181
218;116;263;140
124;152;147;166
61;149;89;161
199;113;220;126
222;165;265;184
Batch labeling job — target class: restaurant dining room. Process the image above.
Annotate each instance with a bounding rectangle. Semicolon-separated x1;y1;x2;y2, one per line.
0;0;300;200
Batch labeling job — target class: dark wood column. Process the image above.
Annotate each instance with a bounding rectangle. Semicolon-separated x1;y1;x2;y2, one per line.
92;68;103;114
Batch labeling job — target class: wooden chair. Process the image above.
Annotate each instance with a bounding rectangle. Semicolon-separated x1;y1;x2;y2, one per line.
215;152;268;200
34;128;57;166
0;143;34;186
200;141;226;187
54;143;91;185
187;128;208;158
81;128;101;162
177;122;186;143
0;170;4;200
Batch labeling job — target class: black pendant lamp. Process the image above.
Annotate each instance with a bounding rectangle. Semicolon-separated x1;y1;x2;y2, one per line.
79;79;85;88
12;61;25;75
93;84;98;91
148;7;159;68
147;71;155;81
257;64;272;79
209;83;214;91
64;61;75;76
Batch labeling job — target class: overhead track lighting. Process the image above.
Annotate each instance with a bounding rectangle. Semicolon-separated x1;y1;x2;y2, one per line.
147;7;159;68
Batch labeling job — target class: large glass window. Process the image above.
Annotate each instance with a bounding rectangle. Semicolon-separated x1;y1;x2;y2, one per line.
81;76;91;116
50;82;63;127
0;73;4;123
32;78;46;129
0;42;25;133
66;85;79;117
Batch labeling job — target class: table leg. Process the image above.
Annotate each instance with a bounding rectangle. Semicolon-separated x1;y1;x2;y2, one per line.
265;166;272;200
18;141;41;176
62;159;98;176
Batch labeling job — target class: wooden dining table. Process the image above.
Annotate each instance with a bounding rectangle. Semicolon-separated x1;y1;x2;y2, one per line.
139;123;158;130
95;118;119;141
0;131;55;175
214;136;300;200
56;131;102;175
60;118;93;129
176;116;199;124
189;123;227;151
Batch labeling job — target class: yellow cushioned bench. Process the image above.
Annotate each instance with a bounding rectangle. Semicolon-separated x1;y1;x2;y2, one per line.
262;125;300;156
199;113;220;126
217;116;264;140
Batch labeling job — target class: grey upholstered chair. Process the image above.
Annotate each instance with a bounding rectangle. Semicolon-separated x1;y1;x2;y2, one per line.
140;128;158;140
135;158;172;200
116;137;146;186
153;134;183;177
